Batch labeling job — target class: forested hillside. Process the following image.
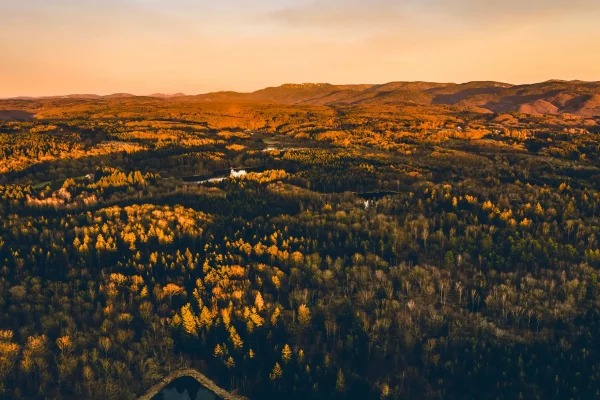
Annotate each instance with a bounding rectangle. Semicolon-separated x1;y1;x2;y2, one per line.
5;79;600;117
0;97;599;399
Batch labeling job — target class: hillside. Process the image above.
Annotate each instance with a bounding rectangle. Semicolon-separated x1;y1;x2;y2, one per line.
6;80;600;116
242;80;600;116
178;80;600;116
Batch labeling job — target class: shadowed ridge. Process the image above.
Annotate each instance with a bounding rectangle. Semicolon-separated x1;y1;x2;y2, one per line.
0;110;35;121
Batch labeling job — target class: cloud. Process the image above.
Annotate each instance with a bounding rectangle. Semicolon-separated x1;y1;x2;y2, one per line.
268;0;407;28
442;0;600;22
268;0;600;30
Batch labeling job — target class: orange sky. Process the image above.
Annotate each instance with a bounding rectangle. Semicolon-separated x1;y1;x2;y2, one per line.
1;0;599;97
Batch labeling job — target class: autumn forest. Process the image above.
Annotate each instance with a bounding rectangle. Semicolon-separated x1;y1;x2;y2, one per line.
1;80;600;399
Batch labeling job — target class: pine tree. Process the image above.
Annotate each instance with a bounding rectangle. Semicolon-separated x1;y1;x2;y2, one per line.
336;368;346;393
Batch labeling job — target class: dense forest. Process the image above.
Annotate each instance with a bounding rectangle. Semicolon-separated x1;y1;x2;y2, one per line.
0;96;599;399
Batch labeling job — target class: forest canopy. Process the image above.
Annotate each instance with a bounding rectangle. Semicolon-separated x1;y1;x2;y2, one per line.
0;96;599;399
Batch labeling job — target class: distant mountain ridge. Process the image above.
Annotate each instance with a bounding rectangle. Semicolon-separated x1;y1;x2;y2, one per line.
232;80;600;116
2;93;185;100
5;80;600;116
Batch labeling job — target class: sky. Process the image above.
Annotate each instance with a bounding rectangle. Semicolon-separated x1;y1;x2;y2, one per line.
1;0;599;97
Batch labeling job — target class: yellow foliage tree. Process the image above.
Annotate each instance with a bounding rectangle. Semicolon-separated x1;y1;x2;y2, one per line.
162;283;183;301
225;356;236;368
181;303;197;335
271;307;281;325
222;308;231;328
213;344;224;358
197;306;212;329
229;326;244;350
270;362;283;380
298;304;311;326
254;292;264;312
282;344;292;363
56;336;73;355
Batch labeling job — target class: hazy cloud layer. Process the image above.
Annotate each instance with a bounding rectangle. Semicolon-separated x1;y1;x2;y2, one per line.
269;0;600;28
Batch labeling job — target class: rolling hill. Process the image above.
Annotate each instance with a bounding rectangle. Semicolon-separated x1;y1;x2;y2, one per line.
4;80;600;116
199;80;600;116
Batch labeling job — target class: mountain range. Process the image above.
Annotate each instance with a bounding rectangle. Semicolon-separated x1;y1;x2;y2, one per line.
4;80;600;116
